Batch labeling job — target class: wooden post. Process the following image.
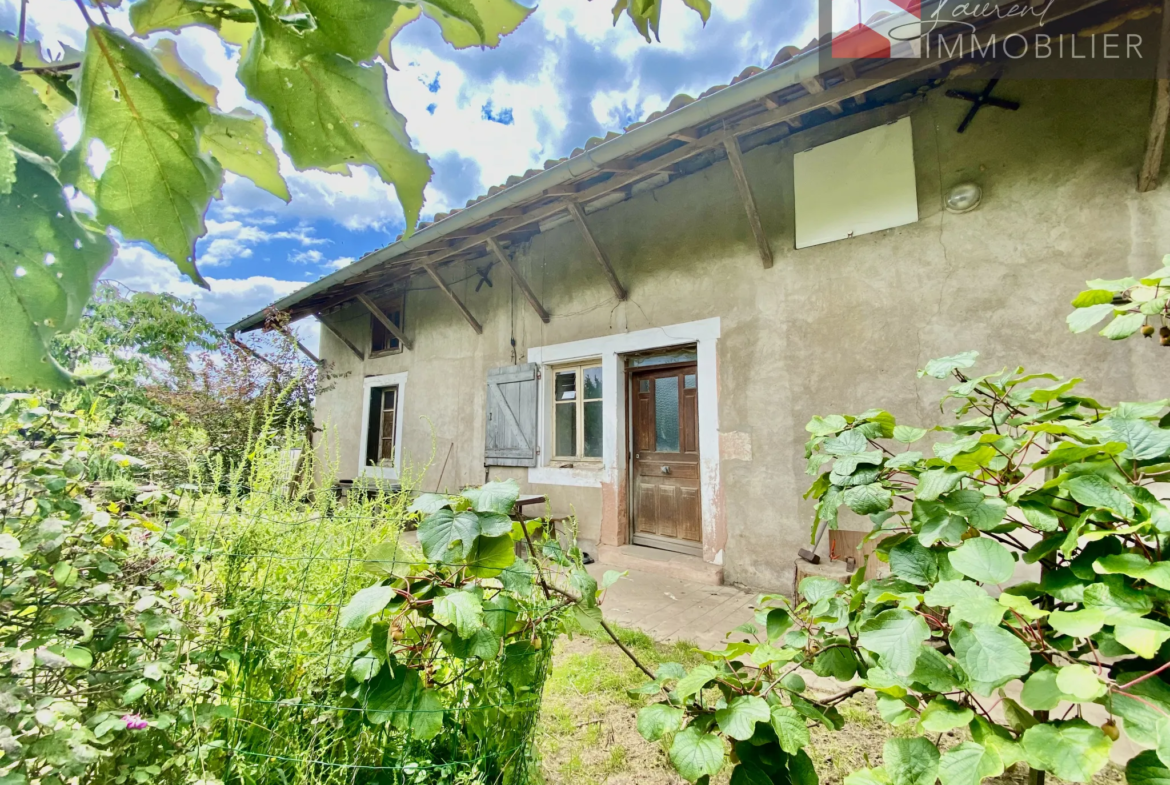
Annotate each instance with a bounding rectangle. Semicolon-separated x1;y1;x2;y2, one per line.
486;238;550;323
723;134;774;269
355;293;414;351
423;264;483;334
229;335;279;370
565;201;627;301
1139;0;1170;192
315;312;364;361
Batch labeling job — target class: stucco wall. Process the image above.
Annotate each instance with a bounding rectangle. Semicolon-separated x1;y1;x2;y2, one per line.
314;75;1170;592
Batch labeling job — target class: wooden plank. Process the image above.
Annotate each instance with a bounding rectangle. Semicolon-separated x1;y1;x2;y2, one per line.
229;336;279;370
566;201;627;300
316;311;364;361
723;135;773;268
1139;0;1170;192
423;265;483;334
486;238;550;323
355;293;414;351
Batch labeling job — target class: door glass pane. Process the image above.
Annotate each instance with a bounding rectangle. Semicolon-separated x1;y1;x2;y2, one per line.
555;403;576;457
654;377;680;452
583;366;603;400
583;401;602;457
555;371;577;401
639;379;649;393
684;373;697;390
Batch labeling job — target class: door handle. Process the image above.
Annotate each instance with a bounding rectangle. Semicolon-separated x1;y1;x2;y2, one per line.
661;465;671;475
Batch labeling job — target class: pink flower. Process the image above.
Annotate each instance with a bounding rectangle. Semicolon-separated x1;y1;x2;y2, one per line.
122;714;148;731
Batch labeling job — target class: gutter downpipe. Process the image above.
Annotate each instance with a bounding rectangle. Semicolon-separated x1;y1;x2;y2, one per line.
226;42;832;334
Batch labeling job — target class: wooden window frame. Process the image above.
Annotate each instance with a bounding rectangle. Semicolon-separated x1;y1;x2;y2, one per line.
358;372;408;480
369;293;405;357
549;362;602;465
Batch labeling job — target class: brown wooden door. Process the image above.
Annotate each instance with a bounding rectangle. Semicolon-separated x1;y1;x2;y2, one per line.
630;365;701;553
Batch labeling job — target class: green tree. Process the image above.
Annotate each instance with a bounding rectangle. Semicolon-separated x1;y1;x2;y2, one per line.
0;0;712;391
1068;260;1170;344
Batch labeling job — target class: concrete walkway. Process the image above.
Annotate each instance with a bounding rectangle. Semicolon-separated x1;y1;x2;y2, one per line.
586;562;756;651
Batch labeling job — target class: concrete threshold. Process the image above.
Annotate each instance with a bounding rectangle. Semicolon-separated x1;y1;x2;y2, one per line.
596;544;723;585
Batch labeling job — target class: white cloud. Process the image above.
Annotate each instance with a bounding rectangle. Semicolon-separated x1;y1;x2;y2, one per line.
198;215;329;267
326;256;356;271
105;244;319;353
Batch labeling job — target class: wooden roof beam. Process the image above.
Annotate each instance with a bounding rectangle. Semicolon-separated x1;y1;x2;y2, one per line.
423;265;483;334
278;326;321;365
356;293;414;350
316;311;364;361
486;238;550;323
1139;0;1170;192
566;201;627;300
723;135;773;269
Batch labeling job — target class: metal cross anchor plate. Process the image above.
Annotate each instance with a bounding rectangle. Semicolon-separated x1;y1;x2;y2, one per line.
945;77;1021;133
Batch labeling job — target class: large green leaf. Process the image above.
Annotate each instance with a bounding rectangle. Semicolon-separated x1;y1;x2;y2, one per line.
465;533;515;577
364;661;421;726
1063;474;1134;518
418;508;479;560
938;742;1002;785
297;0;407;60
637;703;684;742
1020;666;1072;711
339;583;396;628
1054;664;1105;702
918;699;973;734
80;26;220;283
1105;417;1170;461
432;590;482;637
919;351;979;379
1094;553;1170;590
949;622;1030;694
1021;720;1112;782
362;539;418;579
858;610;930;677
1110;671;1170;748
1128;751;1170;785
417;0;535;49
924;581;1003;626
845;483;894;516
1046;608;1105;638
239;5;431;230
0;65;64;159
916;469;965;501
1100;312;1145;340
151;39;219;105
1066;303;1115;333
463;478;521;513
769;705;810;754
129;0;256;45
884;737;939;785
0;126;13;193
1084;578;1153;615
1114;614;1170;658
1;155;112;390
942;491;1007;531
948;538;1014;584
715;695;769;741
669;726;725;783
675;664;718;699
888;538;937;586
200;109;289;201
411;687;445;740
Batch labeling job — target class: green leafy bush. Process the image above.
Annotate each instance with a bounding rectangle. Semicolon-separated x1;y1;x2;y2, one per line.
1068;260;1170;343
637;352;1170;785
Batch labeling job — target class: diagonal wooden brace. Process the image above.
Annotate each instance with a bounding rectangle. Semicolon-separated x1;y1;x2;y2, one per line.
566;201;626;301
355;293;413;351
486;238;550;323
423;265;483;334
723;134;774;269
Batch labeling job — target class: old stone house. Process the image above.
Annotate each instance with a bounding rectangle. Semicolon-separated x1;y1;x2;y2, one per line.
231;0;1170;591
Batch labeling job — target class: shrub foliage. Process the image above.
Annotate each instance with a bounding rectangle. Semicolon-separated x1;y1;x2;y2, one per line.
638;352;1170;785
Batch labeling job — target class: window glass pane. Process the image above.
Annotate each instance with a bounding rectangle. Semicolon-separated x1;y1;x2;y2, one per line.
639;379;649;393
684;373;697;390
555;371;577;401
555;403;576;457
583;401;602;458
380;439;394;464
383;387;396;409
583;367;603;400
654;377;680;452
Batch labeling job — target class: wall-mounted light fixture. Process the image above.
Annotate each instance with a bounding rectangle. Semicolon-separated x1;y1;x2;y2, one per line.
945;182;983;214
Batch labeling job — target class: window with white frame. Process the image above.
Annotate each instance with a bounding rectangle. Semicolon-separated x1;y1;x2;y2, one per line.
551;363;602;461
365;385;398;468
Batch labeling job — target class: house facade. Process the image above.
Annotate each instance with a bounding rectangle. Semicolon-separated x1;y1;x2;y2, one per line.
232;1;1170;591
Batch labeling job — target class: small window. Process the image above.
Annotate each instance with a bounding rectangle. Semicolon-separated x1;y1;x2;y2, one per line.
552;363;602;461
365;386;398;467
370;294;405;355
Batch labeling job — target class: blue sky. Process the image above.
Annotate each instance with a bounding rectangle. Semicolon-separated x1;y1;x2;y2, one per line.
3;0;818;349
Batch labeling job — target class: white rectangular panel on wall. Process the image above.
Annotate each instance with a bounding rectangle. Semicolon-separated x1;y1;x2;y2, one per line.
793;116;918;249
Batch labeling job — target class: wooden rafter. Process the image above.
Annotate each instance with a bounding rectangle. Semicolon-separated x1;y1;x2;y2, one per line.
269;0;1114;326
423;265;483;334
355;293;414;350
278;327;321;365
229;336;279;370
722;135;773;269
316;311;364;361
1139;0;1170;192
566;201;627;300
486;238;550;323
